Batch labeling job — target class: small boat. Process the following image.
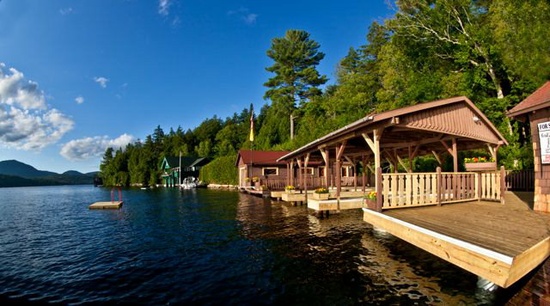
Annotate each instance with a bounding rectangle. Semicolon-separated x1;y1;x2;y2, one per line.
180;177;197;189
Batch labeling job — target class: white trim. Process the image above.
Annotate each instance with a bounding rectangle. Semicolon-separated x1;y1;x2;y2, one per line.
362;208;514;265
262;167;279;176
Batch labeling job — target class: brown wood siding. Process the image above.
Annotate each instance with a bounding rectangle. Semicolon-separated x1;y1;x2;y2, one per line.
401;103;501;144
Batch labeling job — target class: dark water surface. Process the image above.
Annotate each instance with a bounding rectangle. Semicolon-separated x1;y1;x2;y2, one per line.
0;186;521;305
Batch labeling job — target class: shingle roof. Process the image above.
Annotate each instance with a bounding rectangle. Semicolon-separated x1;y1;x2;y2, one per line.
236;150;291;166
508;81;550;118
278;96;507;162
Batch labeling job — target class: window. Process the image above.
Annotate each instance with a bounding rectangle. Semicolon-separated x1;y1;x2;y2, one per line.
341;166;354;177
319;167;325;177
262;167;278;176
304;167;314;176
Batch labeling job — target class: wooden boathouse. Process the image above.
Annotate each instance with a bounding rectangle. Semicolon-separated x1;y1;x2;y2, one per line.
278;96;550;288
508;81;550;213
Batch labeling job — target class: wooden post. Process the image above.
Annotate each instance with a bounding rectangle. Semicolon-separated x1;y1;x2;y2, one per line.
376;167;383;212
335;141;346;200
477;171;482;201
289;162;294;187
362;155;367;192
352;158;358;191
452;138;458;173
436;166;442;206
321;149;329;188
304;154;310;202
500;166;506;204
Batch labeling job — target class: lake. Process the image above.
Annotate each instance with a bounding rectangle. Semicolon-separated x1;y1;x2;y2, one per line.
0;185;521;305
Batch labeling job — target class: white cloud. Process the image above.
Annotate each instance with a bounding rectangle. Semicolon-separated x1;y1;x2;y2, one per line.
59;8;73;15
75;96;84;104
60;134;134;161
228;8;258;25
0;63;74;150
94;76;109;88
158;0;171;16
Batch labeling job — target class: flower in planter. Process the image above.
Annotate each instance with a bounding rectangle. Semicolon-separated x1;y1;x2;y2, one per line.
245;177;250;182
252;177;259;182
464;156;495;163
285;185;295;191
364;191;377;200
314;187;329;194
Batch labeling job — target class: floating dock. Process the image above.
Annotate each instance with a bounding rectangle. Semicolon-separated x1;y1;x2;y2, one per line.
362;192;550;288
89;201;123;209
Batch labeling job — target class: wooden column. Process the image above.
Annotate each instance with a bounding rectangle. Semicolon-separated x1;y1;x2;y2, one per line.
296;158;304;189
321;148;329;188
500;166;506;204
335;141;346;199
440;138;458;172
361;155;367;192
363;129;384;199
304;153;310;201
376;167;383;212
436;166;442;206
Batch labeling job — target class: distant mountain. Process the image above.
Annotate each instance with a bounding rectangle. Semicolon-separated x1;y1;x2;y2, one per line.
0;160;57;178
0;160;99;187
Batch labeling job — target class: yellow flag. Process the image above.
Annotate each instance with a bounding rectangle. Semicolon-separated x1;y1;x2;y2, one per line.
249;106;254;142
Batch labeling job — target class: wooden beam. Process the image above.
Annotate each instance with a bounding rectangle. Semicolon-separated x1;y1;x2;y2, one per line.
432;150;442;165
397;155;411;173
336;140;347;160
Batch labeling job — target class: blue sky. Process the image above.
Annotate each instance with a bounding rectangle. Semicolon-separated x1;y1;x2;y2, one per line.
0;0;393;173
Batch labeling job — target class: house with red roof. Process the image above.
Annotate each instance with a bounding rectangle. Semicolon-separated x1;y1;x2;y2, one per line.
508;81;550;212
236;150;291;190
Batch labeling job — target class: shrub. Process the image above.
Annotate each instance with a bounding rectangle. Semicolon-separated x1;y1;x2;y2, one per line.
199;156;238;185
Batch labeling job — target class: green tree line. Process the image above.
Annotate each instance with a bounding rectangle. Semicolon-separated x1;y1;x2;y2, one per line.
101;0;550;186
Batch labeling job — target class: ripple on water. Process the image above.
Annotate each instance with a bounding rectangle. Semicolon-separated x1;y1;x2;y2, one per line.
0;187;518;305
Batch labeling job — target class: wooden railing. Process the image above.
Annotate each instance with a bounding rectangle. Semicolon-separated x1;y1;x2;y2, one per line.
379;168;504;210
505;169;534;191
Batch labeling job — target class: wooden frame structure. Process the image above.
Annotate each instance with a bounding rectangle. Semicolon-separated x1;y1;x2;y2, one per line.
278;96;507;209
274;97;550;288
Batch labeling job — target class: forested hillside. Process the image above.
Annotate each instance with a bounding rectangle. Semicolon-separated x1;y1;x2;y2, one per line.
100;0;550;187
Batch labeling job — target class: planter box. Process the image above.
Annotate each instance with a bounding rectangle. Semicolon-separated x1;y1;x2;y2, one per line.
465;162;497;172
312;193;329;200
285;190;296;194
363;198;376;210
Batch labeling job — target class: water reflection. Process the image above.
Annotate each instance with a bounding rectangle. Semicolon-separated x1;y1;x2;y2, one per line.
0;187;522;305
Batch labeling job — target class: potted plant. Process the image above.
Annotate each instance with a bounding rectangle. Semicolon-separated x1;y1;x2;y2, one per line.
244;177;251;186
363;191;377;209
313;187;329;200
464;156;496;172
285;185;296;193
252;176;260;187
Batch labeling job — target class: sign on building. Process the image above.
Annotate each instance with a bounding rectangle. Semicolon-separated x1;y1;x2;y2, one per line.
538;121;550;164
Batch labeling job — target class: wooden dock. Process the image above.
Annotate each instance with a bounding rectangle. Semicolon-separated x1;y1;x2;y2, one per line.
362;192;550;288
239;187;271;198
308;198;364;211
89;201;123;209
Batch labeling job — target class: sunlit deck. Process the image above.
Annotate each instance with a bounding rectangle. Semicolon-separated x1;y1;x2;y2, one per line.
362;192;550;288
89;201;123;209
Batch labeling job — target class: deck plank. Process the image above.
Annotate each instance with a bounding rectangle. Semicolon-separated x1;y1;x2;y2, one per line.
383;193;550;258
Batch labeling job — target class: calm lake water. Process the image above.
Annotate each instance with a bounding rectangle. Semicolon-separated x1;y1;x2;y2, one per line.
0;185;524;305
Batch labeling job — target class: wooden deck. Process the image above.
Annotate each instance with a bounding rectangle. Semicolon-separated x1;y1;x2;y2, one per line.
89;201;123;209
308;198;364;211
362;192;550;288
